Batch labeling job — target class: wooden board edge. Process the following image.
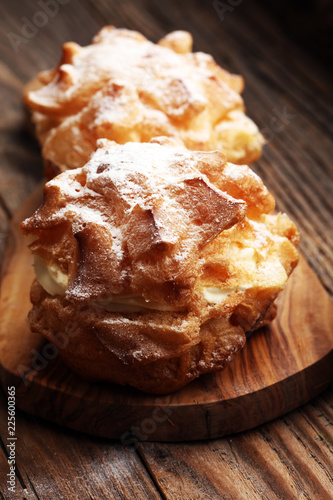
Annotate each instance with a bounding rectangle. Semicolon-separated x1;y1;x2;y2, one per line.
0;349;331;442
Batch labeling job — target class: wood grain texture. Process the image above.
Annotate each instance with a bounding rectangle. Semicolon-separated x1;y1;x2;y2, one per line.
138;390;333;499
0;391;161;500
0;185;332;443
0;394;38;499
0;0;333;498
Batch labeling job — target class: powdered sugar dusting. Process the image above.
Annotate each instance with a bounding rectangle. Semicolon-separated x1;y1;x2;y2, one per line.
224;162;259;181
36;139;247;304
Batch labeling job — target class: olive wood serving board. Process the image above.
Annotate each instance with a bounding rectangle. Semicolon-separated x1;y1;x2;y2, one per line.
0;185;332;442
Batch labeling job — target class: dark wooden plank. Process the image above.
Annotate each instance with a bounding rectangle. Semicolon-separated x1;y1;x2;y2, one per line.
1;0;101;80
0;457;38;499
0;438;32;500
0;397;39;499
0;390;161;500
259;0;333;64
138;387;333;500
0;51;43;217
226;4;333;128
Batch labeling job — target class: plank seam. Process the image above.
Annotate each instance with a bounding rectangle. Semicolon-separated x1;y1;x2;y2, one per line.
0;434;31;495
136;446;166;500
283;415;333;486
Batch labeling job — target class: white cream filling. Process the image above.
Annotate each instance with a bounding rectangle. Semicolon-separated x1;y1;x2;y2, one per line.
203;287;234;303
34;256;68;296
34;244;260;310
34;257;183;312
202;282;253;304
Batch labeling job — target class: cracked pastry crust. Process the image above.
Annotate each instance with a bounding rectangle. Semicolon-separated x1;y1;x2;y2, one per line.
24;27;265;178
21;137;299;394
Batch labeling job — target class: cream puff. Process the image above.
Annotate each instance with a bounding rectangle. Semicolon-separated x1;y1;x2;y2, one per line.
24;27;264;178
21;137;298;393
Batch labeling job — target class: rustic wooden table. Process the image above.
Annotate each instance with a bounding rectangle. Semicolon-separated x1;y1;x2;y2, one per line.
1;0;332;498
